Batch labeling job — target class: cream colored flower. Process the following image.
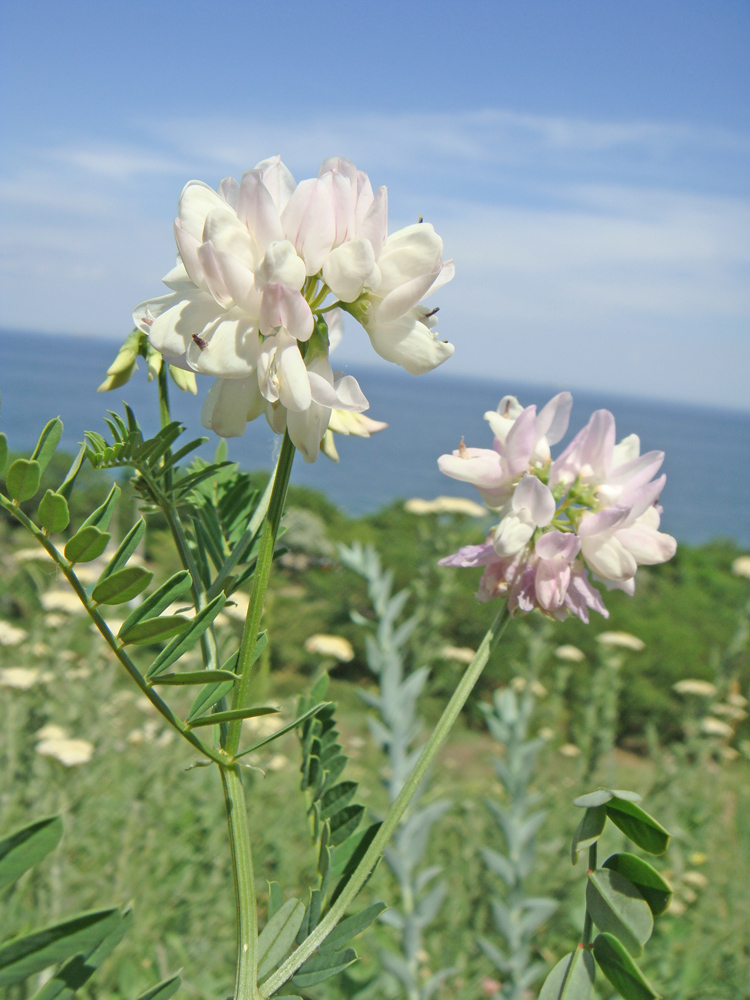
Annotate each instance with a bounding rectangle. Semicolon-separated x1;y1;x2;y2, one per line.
41;589;85;614
681;870;708;889
404;496;486;517
559;743;581;757
37;724;67;740
731;555;750;579
596;631;645;651
440;645;475;664
673;679;717;697
0;621;27;646
554;644;585;662
700;717;734;738
266;754;288;771
44;613;68;629
304;634;354;662
36;736;94;766
0;667;40;690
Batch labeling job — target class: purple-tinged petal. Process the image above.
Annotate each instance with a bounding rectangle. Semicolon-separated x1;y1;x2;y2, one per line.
512;473;555;526
616;521;677;566
535;557;571;611
196;242;232;309
259;283;314;341
579;410;616;480
493;509;535;556
282;176;336;275
237;169;284;248
439;542;497;568
357;185;388;259
536;392;573;446
217;176;240;211
535;530;580;561
438;448;505;490
581;535;638;582
618;473;666;522
577;506;631;537
503;407;537;476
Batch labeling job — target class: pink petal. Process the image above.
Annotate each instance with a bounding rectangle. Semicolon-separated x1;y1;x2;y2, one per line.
503;407;537;477
259;284;314;341
535;392;573;446
237;169;284;248
535;530;580;560
512;474;555;526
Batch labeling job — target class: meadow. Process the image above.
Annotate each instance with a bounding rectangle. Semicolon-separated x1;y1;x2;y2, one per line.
1;459;748;1000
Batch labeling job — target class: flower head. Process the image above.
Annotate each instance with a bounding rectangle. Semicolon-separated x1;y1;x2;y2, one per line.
134;156;454;462
438;392;676;620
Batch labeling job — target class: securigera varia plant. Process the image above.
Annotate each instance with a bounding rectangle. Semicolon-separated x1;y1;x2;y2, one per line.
0;154;678;1000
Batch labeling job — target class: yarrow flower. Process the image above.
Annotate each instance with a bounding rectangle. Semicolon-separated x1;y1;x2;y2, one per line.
134;155;454;462
437;392;677;621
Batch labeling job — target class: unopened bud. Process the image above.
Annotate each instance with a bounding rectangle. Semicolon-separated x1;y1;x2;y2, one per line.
169;365;197;395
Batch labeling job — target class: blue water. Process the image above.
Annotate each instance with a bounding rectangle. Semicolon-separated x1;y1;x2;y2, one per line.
1;329;748;546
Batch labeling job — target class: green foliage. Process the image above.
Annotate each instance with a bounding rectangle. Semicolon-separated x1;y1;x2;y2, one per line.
538;949;595;1000
0;816;62;892
7;458;42;502
38;489;70;533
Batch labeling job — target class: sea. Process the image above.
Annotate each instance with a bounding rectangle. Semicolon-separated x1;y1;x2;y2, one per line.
1;329;748;548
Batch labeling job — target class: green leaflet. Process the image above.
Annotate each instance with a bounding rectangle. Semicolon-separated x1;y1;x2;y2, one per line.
30;418;63;474
586;869;653;958
98;519;146;581
574;789;642;809
146;593;226;677
292;947;357;988
92;566;153;605
538;948;596;1000
318;902;387;954
118;570;192;637
187;705;279;728
186;649;241;722
80;483;121;531
571;805;607;863
605;799;671;856
602;854;673;917
64;526;111;564
151;670;238;687
31;908;133;1000
6;459;42;502
119;616;191;645
0;433;8;476
593;933;659;1000
233;702;330;759
38;490;70;533
0;816;62;892
257;898;306;980
57;442;87;501
0;908;122;986
132;973;181;1000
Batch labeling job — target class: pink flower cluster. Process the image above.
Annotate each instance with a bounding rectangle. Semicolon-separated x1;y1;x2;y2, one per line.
438;393;677;621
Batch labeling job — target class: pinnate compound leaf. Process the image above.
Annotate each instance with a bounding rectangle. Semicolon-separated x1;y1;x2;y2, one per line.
120;616;191;645
31;418;63;474
6;459;42;502
318;902;387;954
606;799;670;856
118;570;192;637
0;908;121;986
292;947;357;988
31;907;133;1000
133;973;181;1000
64;526;111;564
257;898;305;980
602;854;673;917
573;789;642;808
593;933;659;1000
81;483;121;531
186;650;239;722
187;705;279;728
538;947;595;1000
38;490;70;533
0;816;63;892
586;869;653;958
571;805;607;863
92;566;153;605
146;593;226;677
0;433;8;476
99;519;146;580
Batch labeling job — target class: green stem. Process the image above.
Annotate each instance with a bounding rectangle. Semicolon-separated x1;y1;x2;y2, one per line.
582;841;597;945
0;493;223;765
224;432;296;756
261;601;512;996
222;765;261;1000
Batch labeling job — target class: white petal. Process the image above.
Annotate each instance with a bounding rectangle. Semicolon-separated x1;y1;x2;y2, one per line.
375;263;442;323
535;392;573;446
178;181;229;240
282;175;336;275
287;402;329;463
161;261;194;292
187;314;261;378
148;293;223;358
322;239;377;302
357;185;388;259
365;312;454;375
581;535;638;582
201;377;264;437
237;169;284;248
512;474;555;527
255;240;306;291
259;284;314;341
253;155;296;212
203;207;258;270
378;223;443;291
493;510;535;556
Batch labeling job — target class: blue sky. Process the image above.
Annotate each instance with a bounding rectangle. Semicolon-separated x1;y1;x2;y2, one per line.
1;0;748;408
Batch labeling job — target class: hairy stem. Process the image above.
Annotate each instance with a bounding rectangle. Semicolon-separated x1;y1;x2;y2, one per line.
222;765;261;1000
224;432;296;757
261;602;512;996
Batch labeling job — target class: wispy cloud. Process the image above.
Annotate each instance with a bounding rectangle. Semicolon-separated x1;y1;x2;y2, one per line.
1;107;748;408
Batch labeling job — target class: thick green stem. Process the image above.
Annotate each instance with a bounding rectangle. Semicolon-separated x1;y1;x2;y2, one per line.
222;765;261;1000
224;432;296;756
261;602;511;996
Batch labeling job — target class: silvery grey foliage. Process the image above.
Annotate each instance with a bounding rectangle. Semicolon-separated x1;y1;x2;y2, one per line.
479;646;556;1000
339;542;454;1000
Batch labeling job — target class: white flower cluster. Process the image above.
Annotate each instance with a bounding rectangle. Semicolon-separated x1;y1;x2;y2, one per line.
438;392;677;620
134;156;454;461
